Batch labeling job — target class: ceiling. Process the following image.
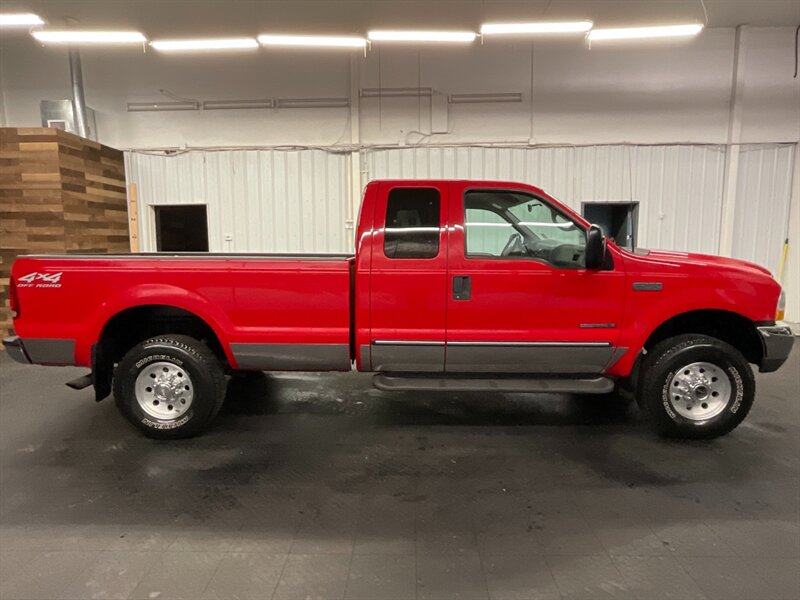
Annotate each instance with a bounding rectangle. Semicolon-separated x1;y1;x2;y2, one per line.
1;0;798;37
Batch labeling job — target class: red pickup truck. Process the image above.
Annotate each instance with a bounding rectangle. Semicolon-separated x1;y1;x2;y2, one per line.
5;179;793;440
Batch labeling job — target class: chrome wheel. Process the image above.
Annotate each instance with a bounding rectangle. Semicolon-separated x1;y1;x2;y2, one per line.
134;361;194;420
668;361;731;421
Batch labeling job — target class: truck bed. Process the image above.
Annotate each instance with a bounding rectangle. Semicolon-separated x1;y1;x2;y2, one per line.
11;253;355;370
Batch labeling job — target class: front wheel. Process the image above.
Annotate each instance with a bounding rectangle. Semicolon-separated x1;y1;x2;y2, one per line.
113;335;226;439
638;334;755;439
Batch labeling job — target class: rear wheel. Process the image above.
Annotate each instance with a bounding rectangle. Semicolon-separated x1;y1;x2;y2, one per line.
113;335;226;439
638;334;755;439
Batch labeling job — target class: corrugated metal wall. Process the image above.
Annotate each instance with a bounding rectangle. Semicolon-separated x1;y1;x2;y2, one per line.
125;144;795;274
125;150;350;253
364;145;729;256
731;144;796;273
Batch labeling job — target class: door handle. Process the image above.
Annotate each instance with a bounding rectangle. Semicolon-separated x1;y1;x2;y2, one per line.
453;275;471;300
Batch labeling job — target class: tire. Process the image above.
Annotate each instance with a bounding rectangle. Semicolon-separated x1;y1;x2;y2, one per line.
113;335;226;439
638;334;755;439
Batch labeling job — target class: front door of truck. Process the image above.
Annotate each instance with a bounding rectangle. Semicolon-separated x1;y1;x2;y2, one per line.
367;182;448;372
445;183;627;373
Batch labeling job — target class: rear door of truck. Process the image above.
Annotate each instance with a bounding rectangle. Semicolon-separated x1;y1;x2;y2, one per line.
366;181;448;372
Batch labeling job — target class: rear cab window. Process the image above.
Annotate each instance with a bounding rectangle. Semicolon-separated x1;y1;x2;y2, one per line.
384;188;441;259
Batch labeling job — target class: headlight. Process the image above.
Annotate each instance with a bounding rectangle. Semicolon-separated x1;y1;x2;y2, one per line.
776;289;786;321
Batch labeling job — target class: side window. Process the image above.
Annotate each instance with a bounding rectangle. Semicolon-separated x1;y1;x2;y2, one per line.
464;208;516;256
384;187;440;259
464;191;586;269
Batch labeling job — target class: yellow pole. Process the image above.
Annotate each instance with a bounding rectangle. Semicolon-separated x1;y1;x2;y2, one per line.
777;238;789;284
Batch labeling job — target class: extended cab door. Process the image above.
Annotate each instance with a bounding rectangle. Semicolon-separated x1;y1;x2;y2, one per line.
366;182;448;371
445;182;627;373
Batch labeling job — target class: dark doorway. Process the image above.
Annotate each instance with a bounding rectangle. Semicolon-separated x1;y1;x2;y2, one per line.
582;202;639;249
155;205;209;252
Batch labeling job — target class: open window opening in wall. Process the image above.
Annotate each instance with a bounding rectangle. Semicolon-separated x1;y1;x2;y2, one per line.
154;205;209;252
384;187;441;259
582;202;639;249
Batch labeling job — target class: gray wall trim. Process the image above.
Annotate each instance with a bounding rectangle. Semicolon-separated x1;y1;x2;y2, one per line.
230;343;350;371
22;338;76;365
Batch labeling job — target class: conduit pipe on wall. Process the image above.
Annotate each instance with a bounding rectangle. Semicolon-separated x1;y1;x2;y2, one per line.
68;46;89;138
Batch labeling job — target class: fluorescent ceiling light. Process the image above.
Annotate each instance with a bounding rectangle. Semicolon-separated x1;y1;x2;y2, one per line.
449;92;522;104
361;87;433;98
128;101;199;112
258;34;366;48
368;30;476;43
588;23;704;41
203;99;274;110
276;97;350;108
0;13;44;27
32;30;146;43
480;21;592;35
150;38;258;51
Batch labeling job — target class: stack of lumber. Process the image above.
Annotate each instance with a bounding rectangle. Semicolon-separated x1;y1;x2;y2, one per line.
0;127;129;339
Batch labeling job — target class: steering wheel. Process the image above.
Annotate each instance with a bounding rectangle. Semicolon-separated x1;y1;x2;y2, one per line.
501;232;525;257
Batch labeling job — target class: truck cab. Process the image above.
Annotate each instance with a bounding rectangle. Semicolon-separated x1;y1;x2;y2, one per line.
358;180;624;375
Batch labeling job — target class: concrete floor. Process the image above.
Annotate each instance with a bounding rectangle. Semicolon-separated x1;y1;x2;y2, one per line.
0;351;798;600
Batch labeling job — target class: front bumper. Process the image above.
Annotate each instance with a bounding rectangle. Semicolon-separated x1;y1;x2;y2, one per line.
757;325;795;373
3;336;31;364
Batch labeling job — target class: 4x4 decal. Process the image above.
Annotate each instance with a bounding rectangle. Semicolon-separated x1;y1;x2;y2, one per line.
17;272;63;288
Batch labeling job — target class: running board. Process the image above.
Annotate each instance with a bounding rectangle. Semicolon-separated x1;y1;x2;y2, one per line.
373;374;615;394
66;373;93;390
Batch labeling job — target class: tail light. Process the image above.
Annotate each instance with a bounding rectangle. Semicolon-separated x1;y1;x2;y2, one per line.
9;276;19;319
776;289;785;322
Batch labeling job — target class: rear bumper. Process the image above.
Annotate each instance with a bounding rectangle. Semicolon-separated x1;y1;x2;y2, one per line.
2;336;75;366
3;336;31;364
757;325;795;373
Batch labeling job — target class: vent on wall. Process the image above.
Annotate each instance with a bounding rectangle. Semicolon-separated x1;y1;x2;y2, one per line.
40;99;98;140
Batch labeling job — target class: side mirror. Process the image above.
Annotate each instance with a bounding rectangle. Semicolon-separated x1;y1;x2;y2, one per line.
585;224;606;270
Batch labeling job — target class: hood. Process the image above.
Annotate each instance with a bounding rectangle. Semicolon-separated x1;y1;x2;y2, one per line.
626;248;773;278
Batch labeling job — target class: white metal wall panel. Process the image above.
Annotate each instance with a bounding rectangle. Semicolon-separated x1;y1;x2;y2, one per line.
125;150;350;253
125;144;794;270
364;145;729;255
731;144;795;275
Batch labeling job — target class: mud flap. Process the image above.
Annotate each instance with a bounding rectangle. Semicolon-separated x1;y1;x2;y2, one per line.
91;343;112;402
